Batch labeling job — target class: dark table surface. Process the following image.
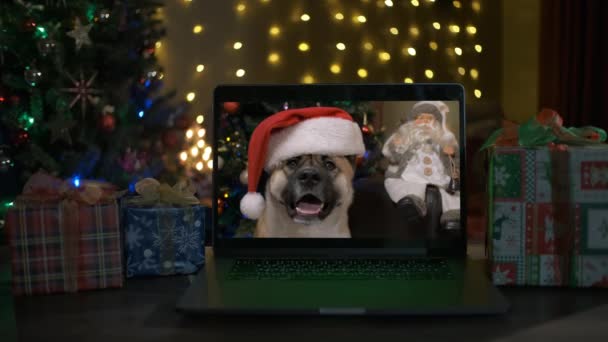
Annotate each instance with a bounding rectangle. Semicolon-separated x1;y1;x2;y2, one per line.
7;262;608;342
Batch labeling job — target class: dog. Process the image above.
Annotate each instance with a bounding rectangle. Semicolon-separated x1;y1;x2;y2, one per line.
255;154;356;238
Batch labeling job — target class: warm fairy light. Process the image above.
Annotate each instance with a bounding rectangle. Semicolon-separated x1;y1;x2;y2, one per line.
207;160;213;169
155;41;162;48
196;64;205;72
466;26;477;34
404;77;414;83
196;115;204;124
335;12;344;20
363;42;373;50
223;193;229;198
411;0;420;7
390;27;399;35
203;153;210;161
204;146;212;155
268;52;280;64
378;51;391;61
409;26;420;36
357;68;368;78
302;74;315;84
196;161;204;171
475;44;483;53
193;25;203;34
449;25;460;33
385;0;394;6
236;69;246;77
454;47;462;55
186;129;194;139
425;69;434;79
432;22;441;30
407;47;416;56
453;1;462;8
233;41;243;50
470;68;479;79
180;152;188;161
429;41;438;50
158;73;164;79
198;128;206;138
330;64;341;74
356;15;367;23
298;42;310;51
236;3;246;12
269;26;280;36
458;67;466;75
474;89;482;98
186;92;196;102
472;1;481;12
336;42;346;50
300;14;310;21
226;137;231;142
191;146;199;157
197;140;205;148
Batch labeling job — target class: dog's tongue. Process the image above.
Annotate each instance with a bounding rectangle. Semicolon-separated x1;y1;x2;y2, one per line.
296;201;323;216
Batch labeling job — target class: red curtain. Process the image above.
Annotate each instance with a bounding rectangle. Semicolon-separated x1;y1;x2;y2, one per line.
539;0;608;129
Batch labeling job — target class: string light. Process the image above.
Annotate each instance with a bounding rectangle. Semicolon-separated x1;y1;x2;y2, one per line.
356;15;367;23
269;26;280;36
302;74;315;84
363;42;373;50
404;77;414;83
425;69;434;79
458;67;466;75
453;1;462;8
191;146;199;157
198;128;206;138
385;0;394;6
454;47;462;55
298;42;310;51
407;47;416;56
378;51;391;61
335;13;344;20
186;129;194;139
155;41;162;48
390;27;399;35
233;41;243;49
300;14;310;21
236;69;246;77
409;26;420;36
357;68;368;78
432;22;441;30
470;68;479;79
475;44;483;53
336;42;346;50
196;115;204;124
207;160;213;169
429;41;438;50
224;193;229;198
268;52;280;64
193;25;203;34
466;26;477;34
472;1;481;12
236;3;246;12
411;0;420;7
196;64;205;72
197;140;205;148
474;89;482;98
330;64;341;74
196;161;204;171
186;92;196;102
205;146;212;155
180;152;188;161
449;25;460;33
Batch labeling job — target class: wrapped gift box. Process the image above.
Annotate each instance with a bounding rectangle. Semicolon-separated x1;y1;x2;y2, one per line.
6;199;123;295
123;205;206;277
488;146;608;287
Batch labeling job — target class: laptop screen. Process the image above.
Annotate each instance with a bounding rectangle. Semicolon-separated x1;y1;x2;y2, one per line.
215;96;462;248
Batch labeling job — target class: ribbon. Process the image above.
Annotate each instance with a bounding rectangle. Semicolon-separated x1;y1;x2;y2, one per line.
481;108;606;150
126;178;200;207
14;171;123;293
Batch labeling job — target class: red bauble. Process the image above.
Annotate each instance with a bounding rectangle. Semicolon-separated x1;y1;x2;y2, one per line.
13;129;30;146
100;114;116;132
23;18;37;31
162;130;179;148
223;102;240;114
361;124;373;135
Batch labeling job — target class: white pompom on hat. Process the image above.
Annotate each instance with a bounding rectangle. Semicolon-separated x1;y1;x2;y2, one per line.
239;106;366;219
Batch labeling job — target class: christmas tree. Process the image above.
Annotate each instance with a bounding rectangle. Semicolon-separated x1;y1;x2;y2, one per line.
0;0;192;206
216;101;384;238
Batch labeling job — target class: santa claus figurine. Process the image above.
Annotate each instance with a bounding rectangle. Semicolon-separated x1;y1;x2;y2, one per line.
382;101;460;231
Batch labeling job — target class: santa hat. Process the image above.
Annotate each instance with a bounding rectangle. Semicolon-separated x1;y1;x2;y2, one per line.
407;101;448;125
240;107;365;219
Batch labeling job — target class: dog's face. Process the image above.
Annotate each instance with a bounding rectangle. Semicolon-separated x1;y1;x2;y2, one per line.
267;155;356;224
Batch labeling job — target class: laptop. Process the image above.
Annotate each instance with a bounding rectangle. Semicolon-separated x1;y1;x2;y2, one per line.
177;83;508;315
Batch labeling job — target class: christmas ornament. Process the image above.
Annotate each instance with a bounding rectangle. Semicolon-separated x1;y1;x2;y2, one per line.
223;102;240;114
66;18;92;51
60;69;102;118
13;129;30;146
361;124;373;135
0;147;13;173
37;38;57;56
24;66;42;86
23;18;37;31
100;113;116;132
217;156;225;170
46;114;75;144
239;169;248;185
98;9;111;22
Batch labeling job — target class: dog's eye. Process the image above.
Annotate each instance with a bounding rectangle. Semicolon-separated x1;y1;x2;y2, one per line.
324;160;336;171
286;158;299;168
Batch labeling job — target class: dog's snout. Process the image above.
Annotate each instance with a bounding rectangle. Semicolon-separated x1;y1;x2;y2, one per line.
296;168;321;186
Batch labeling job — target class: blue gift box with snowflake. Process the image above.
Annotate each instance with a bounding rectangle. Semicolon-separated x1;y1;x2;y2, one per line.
488;146;608;287
124;206;206;277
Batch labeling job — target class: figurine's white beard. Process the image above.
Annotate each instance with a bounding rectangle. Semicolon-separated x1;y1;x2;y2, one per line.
399;120;443;146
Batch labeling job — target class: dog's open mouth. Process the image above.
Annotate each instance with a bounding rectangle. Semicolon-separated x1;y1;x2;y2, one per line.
294;194;325;218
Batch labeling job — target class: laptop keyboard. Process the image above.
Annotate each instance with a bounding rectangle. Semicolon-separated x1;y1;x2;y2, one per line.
228;258;454;281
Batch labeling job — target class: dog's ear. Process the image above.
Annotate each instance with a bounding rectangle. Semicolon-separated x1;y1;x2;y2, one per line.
346;155;357;170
